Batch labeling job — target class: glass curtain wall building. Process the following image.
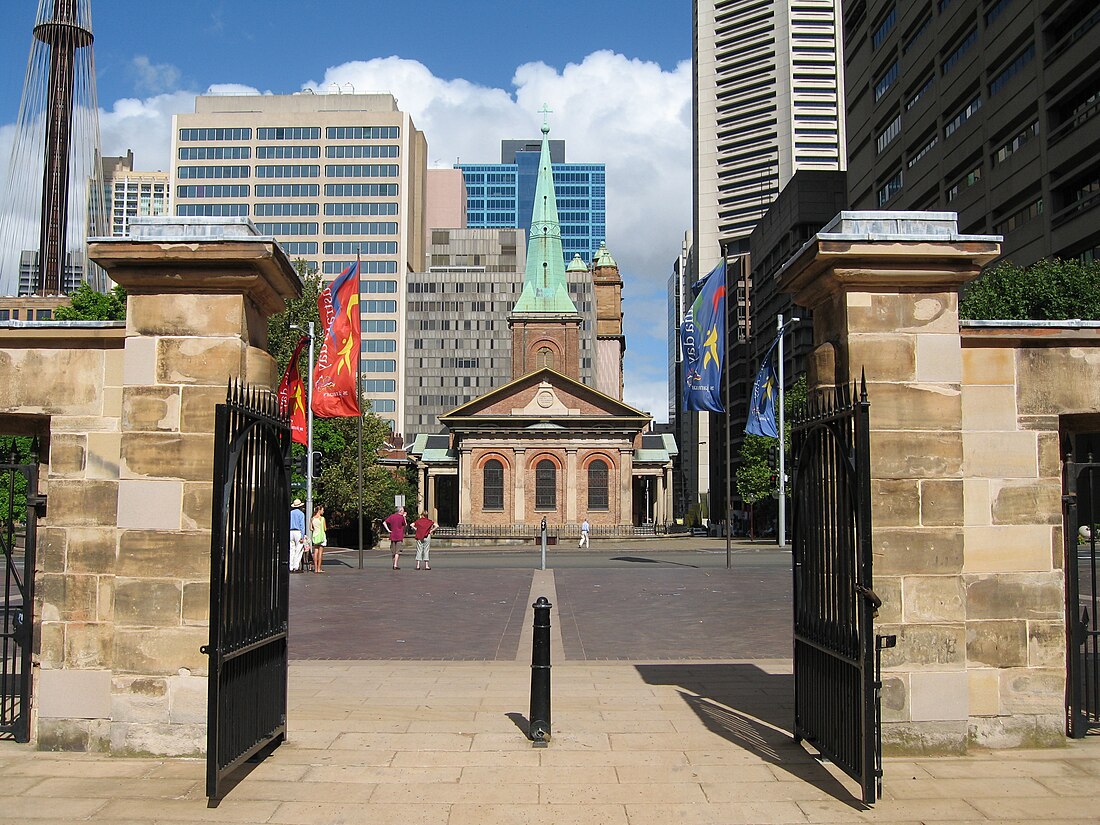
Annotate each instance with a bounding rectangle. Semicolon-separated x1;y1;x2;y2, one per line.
171;92;427;434
458;140;606;265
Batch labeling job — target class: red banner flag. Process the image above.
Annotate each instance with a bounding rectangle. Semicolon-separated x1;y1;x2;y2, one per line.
311;260;361;418
277;335;310;444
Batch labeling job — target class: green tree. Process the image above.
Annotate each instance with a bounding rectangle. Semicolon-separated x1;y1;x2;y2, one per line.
960;258;1100;320
735;374;807;506
54;283;127;321
269;262;412;531
0;437;38;522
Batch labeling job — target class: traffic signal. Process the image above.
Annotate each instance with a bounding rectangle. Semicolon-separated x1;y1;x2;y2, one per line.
311;450;323;478
292;453;308;475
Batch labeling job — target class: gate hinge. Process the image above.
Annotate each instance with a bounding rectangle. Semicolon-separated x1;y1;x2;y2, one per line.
27;494;46;518
1063;494;1077;506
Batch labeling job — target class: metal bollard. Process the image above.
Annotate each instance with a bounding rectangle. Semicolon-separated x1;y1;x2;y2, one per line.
540;517;547;571
529;596;552;747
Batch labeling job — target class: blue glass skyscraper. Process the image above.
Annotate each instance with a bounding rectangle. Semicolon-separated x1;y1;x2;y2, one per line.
458;139;605;265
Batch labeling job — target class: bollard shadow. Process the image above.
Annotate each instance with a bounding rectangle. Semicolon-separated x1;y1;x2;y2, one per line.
610;555;699;569
635;663;866;809
506;711;531;739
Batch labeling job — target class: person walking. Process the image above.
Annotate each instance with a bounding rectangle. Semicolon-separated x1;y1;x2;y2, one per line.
310;504;328;573
289;498;306;572
383;506;408;570
578;517;591;548
412;511;436;570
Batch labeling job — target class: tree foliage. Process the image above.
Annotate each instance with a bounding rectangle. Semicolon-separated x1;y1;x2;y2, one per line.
960;258;1100;321
735;374;807;506
54;283;127;321
268;262;413;531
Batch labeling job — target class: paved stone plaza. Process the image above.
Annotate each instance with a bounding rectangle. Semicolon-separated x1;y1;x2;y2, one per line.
1;543;1097;823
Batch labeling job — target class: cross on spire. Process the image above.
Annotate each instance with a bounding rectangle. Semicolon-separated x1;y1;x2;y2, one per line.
538;103;553;133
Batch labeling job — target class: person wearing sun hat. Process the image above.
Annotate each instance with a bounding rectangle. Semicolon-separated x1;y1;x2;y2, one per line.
290;498;307;572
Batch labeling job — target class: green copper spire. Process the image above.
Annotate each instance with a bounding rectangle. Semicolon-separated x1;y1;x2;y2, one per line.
512;107;578;314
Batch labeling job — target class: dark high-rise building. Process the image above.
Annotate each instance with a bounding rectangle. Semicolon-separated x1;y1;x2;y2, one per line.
844;0;1100;264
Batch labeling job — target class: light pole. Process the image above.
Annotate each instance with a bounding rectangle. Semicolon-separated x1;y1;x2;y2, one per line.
776;313;799;548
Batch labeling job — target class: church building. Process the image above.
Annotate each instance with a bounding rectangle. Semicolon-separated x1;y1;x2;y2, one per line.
408;116;675;536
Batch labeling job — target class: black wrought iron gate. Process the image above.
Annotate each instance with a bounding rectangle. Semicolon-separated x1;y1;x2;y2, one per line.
1063;438;1100;738
790;379;884;804
0;440;42;743
203;384;291;800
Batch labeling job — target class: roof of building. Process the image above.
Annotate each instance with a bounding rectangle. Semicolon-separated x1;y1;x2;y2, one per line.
593;241;617;269
407;433;458;463
511;114;578;315
566;253;589;272
635;432;679;463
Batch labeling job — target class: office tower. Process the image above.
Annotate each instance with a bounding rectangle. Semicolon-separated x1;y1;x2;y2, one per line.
403;228;597;439
690;0;845;526
0;0;107;296
172;92;427;433
844;0;1100;263
457;139;606;264
102;151;170;237
694;0;846;269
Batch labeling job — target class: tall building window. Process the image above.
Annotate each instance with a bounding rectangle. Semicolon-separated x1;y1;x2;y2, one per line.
876;115;902;153
484;460;504;510
535;460;556;510
945;96;982;138
872;7;897;50
989;44;1035;96
587;460;609;510
994;121;1039;164
878;171;903;206
874;61;899;101
942;29;978;75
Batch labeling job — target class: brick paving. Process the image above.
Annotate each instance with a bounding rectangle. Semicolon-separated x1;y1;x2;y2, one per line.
289;568;534;660
289;555;791;662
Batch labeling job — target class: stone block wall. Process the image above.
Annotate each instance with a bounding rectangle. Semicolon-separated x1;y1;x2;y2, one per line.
3;228;300;756
779;212;1072;754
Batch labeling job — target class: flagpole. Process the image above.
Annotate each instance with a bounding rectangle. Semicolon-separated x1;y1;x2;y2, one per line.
723;254;732;571
777;314;786;548
306;322;315;527
356;251;364;571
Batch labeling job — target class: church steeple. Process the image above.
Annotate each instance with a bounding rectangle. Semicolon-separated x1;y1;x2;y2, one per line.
512;107;577;314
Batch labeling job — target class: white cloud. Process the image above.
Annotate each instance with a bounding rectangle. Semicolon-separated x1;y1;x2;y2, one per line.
0;53;689;418
310;53;691;420
131;56;182;96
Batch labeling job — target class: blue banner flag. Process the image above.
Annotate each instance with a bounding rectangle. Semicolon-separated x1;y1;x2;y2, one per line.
745;338;780;438
680;260;727;413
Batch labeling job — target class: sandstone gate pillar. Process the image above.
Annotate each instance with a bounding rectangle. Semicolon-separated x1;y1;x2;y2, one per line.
35;218;299;754
778;212;1062;754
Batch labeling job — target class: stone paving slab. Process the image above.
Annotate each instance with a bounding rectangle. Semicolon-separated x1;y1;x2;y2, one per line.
2;659;1099;823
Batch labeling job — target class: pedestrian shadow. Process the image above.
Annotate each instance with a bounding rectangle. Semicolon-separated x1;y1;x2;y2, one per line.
635;663;866;809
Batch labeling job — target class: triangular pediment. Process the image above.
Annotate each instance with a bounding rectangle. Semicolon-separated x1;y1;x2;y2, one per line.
439;368;649;423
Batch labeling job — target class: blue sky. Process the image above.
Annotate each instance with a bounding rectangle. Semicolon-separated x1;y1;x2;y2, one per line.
0;1;692;419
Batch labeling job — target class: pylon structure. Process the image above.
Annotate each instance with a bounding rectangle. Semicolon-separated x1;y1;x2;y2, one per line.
0;0;107;296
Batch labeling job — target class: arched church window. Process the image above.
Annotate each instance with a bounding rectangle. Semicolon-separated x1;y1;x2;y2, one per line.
483;459;504;510
588;459;609;510
536;347;554;370
535;459;556;509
